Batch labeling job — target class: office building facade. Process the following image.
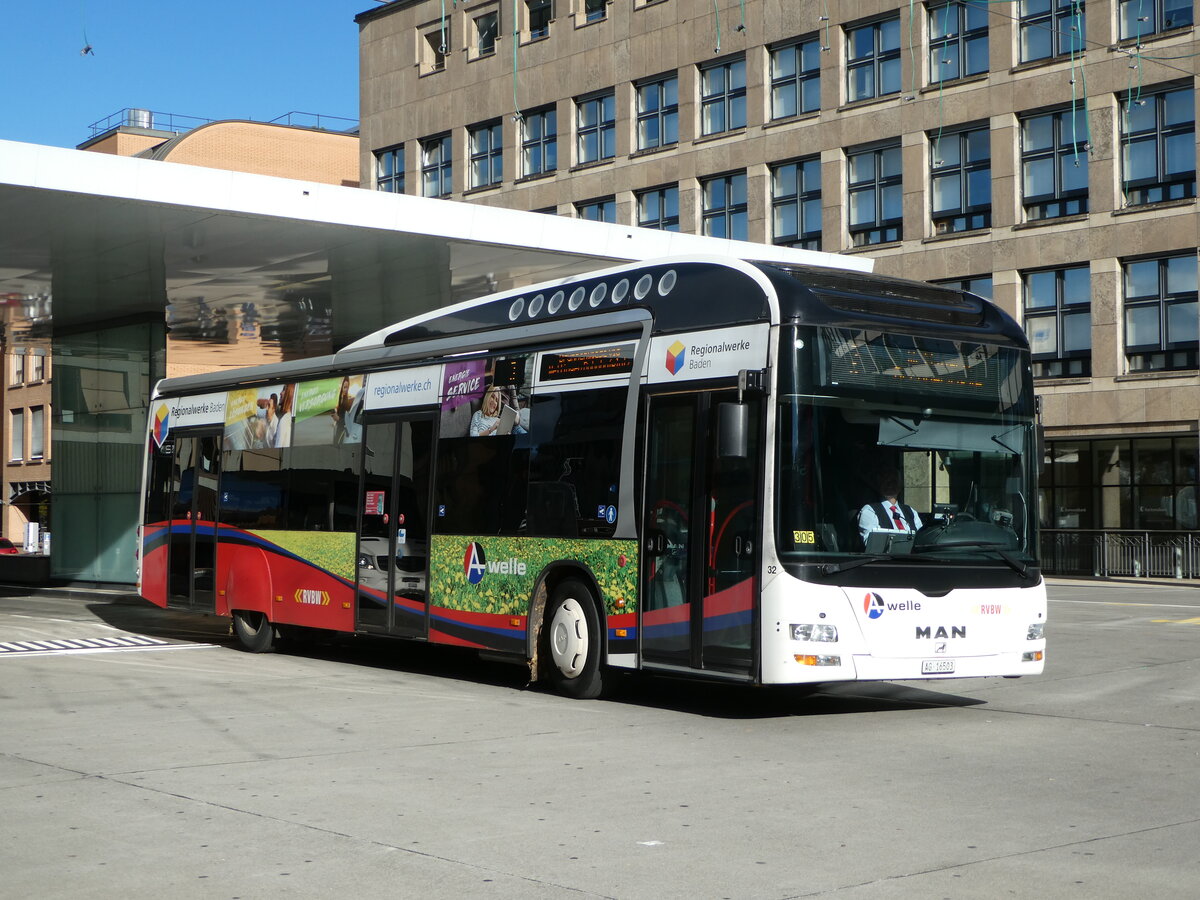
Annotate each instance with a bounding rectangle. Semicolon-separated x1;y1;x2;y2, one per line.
357;0;1200;573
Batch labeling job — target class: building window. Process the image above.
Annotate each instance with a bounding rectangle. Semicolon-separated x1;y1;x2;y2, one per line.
931;125;991;234
1124;254;1198;372
846;16;901;102
928;1;988;83
771;156;822;250
522;107;557;176
10;409;23;461
576;197;616;222
700;56;747;136
1119;0;1192;40
576;92;615;164
584;0;606;22
1019;0;1085;63
30;407;44;460
1021;107;1088;220
527;0;552;38
468;120;503;189
473;10;499;57
421;134;453;198
421;26;448;73
375;146;405;193
701;172;748;241
1121;86;1195;206
636;76;678;150
1024;265;1091;378
770;37;820;120
936;275;993;300
9;355;22;386
848;142;902;246
636;185;679;230
28;354;44;383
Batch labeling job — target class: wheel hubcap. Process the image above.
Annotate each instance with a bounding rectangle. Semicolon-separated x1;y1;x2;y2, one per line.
549;597;588;678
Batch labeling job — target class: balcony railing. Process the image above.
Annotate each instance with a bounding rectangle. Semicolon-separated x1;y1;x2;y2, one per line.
1041;530;1200;579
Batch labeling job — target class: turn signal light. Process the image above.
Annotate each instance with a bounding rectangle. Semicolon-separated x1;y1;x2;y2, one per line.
795;654;841;667
1023;650;1044;662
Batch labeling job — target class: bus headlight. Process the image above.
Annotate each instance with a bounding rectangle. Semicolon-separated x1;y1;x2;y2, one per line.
1027;623;1044;640
792;623;838;642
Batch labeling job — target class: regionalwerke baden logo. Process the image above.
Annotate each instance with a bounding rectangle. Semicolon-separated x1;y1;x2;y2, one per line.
152;402;170;448
863;592;886;619
463;542;487;585
665;340;686;376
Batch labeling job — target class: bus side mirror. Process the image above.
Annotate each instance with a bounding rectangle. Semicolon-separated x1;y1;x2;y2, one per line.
718;402;749;459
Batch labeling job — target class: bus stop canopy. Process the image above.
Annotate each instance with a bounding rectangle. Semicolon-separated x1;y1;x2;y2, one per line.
0;139;869;355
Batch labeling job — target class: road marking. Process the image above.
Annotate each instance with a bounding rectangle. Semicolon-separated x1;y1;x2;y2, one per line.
1151;617;1200;625
1050;599;1200;610
0;635;215;658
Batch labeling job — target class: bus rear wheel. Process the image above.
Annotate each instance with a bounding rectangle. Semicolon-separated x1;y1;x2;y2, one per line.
542;580;603;699
232;609;275;653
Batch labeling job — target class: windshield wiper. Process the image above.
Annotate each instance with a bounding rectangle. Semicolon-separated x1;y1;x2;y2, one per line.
816;555;884;575
816;554;928;576
914;540;1031;578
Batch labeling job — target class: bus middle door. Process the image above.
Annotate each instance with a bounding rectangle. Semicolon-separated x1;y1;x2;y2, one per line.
641;390;760;677
357;415;435;637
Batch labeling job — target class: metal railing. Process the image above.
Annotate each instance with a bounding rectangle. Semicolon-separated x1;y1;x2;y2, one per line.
266;111;359;133
86;109;359;140
87;108;213;139
1041;530;1200;579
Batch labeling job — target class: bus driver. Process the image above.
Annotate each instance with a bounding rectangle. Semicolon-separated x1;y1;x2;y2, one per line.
858;469;922;546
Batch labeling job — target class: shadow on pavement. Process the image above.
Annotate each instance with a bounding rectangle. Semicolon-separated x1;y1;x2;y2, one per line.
86;598;986;719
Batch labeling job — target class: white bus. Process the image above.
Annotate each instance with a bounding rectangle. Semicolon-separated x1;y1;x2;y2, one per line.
140;256;1046;697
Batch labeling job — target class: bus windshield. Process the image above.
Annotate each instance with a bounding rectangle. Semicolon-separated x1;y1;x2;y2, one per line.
776;325;1038;565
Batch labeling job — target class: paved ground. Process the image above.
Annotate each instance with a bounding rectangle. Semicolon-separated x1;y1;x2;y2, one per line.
1;578;1198;899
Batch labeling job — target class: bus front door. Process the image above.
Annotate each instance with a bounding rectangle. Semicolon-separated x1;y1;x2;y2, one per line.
357;416;435;637
641;391;760;677
166;432;221;612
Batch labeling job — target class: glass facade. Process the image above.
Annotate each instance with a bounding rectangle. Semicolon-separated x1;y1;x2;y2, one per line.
52;321;164;582
1041;436;1199;530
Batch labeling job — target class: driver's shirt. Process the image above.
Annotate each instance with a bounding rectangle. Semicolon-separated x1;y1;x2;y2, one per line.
858;501;923;545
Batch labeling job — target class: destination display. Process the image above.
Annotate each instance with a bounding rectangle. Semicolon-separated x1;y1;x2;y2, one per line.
537;344;636;383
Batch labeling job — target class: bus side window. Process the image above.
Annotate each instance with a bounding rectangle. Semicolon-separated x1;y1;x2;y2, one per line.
219;447;285;529
525;388;623;538
434;436;529;535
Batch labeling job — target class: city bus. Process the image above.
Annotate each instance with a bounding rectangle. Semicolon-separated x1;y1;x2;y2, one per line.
139;255;1046;698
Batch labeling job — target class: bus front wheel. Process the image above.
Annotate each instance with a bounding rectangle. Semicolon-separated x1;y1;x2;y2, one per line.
232;609;275;653
542;580;602;699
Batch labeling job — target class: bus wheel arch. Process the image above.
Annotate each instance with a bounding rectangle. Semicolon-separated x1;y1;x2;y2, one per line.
232;608;275;652
532;567;605;699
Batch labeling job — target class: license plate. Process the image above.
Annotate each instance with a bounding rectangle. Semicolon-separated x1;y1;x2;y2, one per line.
921;659;955;674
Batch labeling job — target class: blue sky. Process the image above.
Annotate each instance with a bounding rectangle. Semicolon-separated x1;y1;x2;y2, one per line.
1;1;368;149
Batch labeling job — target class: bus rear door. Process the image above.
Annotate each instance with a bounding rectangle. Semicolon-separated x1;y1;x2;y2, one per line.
166;432;221;612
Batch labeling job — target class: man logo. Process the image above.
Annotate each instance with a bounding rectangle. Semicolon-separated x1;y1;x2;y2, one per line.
665;340;686;376
863;592;885;619
463;542;487;585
